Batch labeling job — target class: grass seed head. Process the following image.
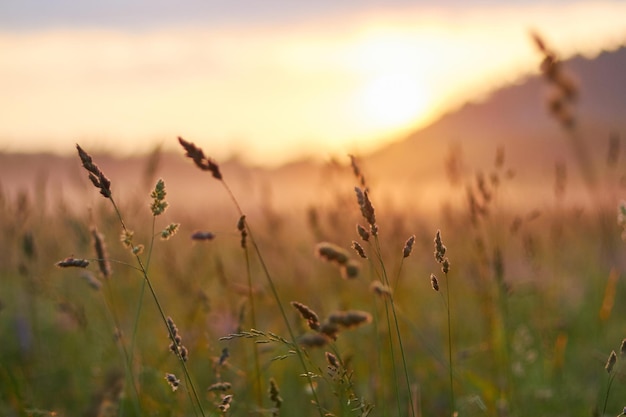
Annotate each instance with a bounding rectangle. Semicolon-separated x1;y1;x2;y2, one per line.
208;382;232;392
354;187;377;232
430;274;440;292
161;223;180;240
315;242;350;265
91;228;111;278
352;241;367;259
56;257;90;268
178;137;222;180
166;316;188;361
218;394;233;412
349;154;366;187
291;301;321;331
606;350;617;373
268;378;283;413
150;179;168;216
357;224;370;241
298;332;330;347
403;235;416;258
219;347;230;365
191;231;216;241
340;259;360;279
434;230;447;263
370;281;392;297
76;144;112;198
164;373;180;391
328;310;372;329
325;351;340;370
81;271;102;290
237;215;248;248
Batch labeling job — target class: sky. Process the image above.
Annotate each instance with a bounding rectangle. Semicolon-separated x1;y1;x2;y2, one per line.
1;1;625;166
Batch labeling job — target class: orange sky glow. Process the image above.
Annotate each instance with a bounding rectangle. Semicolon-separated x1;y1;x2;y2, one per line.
1;2;625;166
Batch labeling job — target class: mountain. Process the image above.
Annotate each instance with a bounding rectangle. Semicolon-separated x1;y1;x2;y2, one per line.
362;45;626;205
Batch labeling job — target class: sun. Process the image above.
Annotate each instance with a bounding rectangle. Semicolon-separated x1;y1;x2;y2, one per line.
360;72;430;131
345;28;434;134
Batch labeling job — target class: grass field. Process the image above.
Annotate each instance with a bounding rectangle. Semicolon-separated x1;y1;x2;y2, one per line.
1;40;626;417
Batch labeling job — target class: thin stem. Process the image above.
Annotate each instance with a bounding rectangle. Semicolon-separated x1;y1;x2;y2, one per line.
602;373;617;417
243;244;263;406
219;181;325;417
109;197;206;417
373;236;416;417
99;280;142;416
444;272;455;416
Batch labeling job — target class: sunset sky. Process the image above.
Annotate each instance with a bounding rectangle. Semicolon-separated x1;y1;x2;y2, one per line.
1;1;625;166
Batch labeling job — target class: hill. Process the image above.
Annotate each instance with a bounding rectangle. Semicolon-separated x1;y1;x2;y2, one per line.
1;45;625;216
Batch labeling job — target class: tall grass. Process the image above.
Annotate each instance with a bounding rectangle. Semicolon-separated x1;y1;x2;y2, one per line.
1;35;626;417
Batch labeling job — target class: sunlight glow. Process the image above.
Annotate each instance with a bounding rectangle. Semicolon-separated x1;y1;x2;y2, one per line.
0;2;625;165
360;73;431;131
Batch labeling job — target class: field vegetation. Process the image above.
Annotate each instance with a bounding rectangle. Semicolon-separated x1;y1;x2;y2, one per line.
1;35;626;417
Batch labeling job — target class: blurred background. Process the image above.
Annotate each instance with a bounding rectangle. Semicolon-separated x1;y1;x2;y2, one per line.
1;0;625;166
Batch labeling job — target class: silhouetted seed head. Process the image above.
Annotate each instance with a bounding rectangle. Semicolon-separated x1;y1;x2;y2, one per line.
340;260;360;279
325;351;340;369
298;332;329;347
348;154;366;187
164;373;180;391
56;257;90;268
150;179;168;216
315;242;350;265
191;231;215;241
178;137;222;180
354;187;377;231
268;378;283;412
530;31;547;53
356;224;370;241
436;257;451;277
76;144;112;198
403;235;416;258
91;228;111;278
352;241;367;259
430;274;440;292
237;215;247;248
370;281;392;297
291;301;321;331
531;32;579;129
208;382;232;392
218;394;233;412
434;230;447;263
606;350;617;373
621;339;626;357
237;215;246;232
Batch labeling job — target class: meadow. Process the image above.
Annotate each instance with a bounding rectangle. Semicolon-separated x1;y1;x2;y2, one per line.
1;39;626;417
